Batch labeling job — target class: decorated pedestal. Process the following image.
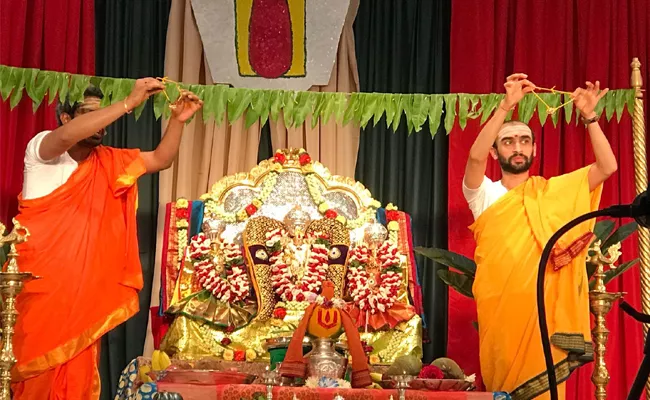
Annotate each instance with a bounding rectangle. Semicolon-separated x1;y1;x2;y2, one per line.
156;148;425;366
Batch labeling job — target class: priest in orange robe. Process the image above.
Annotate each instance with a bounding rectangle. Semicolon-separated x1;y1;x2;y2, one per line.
10;78;203;399
463;74;616;399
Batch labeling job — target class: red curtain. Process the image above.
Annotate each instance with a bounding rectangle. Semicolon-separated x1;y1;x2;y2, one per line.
449;0;650;398
0;0;95;225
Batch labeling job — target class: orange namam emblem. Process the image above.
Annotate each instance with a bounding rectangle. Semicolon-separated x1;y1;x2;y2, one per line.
235;0;306;78
308;305;342;338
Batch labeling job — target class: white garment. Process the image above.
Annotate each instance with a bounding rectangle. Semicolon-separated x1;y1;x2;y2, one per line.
462;176;508;220
23;130;79;200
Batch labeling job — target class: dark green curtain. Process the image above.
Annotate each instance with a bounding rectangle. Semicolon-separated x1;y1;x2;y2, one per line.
353;0;451;362
94;1;171;398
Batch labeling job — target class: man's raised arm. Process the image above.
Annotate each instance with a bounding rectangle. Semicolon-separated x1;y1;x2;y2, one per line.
464;73;535;189
38;78;164;161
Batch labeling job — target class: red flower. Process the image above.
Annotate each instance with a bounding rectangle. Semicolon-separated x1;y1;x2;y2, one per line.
245;204;257;216
295;292;305;302
225;325;235;334
175;207;190;219
363;345;374;354
272;308;287;320
221;337;232;346
299;153;311;165
324;209;337;219
386;210;400;221
274;152;287;164
418;365;444;380
234;350;246;361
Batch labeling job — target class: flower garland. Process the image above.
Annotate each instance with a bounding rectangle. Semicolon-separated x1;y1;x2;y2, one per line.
347;241;402;314
204;171;278;223
176;198;190;260
266;228;330;302
188;233;251;303
385;203;400;244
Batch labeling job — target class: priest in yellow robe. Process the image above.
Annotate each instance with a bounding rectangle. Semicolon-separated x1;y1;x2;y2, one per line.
462;74;617;400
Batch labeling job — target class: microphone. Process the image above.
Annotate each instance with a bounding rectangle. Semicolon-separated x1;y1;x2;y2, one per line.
537;190;650;400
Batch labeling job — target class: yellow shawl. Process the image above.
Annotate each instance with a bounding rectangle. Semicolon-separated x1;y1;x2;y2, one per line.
471;166;602;400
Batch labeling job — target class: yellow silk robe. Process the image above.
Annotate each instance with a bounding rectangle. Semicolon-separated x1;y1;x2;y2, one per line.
471;166;602;400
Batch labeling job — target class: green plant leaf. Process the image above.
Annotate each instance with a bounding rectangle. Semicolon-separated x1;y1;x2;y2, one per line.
478;94;503;125
626;89;636;117
428;95;443;137
0;65;12;101
536;93;561;127
9;68;26;109
227;88;252;123
23;68;39;105
133;100;147;121
390;95;405;131
342;92;361;126
458;94;478;130
615;90;626;123
592;220;615;245
384;95;398;129
282;91;297;127
443;94;458;133
603;258;639;286
604;90;616;122
153;92;167;120
518;93;537;124
28;70;53;110
214;85;228;125
437;269;474;299
563;93;574;124
601;221;638;254
594;90;607;118
311;92;327;129
414;247;477;277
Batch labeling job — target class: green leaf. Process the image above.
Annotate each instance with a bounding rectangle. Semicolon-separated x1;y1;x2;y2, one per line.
601;221;638;254
390;95;405;131
201;84;216;122
384;95;398;129
227;88;252;123
371;94;387;128
604;91;616;122
294;91;316;127
214;85;228;125
68;74;90;105
626;89;636;116
133;100;147;121
517;93;537;124
602;258;639;286
592;220;615;244
443;94;458;133
99;78;114;107
359;93;378;129
281;91;297;127
408;94;429;133
428;95;444;137
257;90;272;127
342;92;361;126
437;269;474;299
458;94;478;130
245;90;266;128
478;94;503;125
594;90;608;118
27;70;52;109
311;92;327;129
563;93;574;124
117;79;134;102
414;247;477;277
9;68;26;109
615;90;627;123
269;90;285;122
536;93;560;127
22;68;39;105
0;65;12;101
153;92;167;119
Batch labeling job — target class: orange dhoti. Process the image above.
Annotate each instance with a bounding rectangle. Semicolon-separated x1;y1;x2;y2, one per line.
471;166;602;400
10;147;146;400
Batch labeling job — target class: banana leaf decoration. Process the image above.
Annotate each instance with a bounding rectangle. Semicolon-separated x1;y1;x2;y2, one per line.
415;221;640;299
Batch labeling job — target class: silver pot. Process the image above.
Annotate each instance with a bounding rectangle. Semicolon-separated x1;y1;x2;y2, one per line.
306;338;347;380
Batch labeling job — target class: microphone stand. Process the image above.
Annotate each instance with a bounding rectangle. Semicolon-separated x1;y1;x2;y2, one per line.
536;205;633;400
620;301;650;400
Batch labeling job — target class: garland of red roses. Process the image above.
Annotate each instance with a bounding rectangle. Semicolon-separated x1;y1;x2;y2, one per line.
346;241;402;314
266;228;330;302
188;233;251;303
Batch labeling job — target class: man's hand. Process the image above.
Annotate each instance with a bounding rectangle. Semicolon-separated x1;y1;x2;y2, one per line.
503;73;536;109
572;81;608;119
124;78;165;111
170;90;204;122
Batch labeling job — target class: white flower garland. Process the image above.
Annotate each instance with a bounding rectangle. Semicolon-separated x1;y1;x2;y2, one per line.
266;228;330;302
347;241;402;314
188;233;251;303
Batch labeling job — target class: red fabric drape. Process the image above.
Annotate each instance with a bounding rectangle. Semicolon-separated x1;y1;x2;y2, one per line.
0;0;95;224
449;1;650;398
